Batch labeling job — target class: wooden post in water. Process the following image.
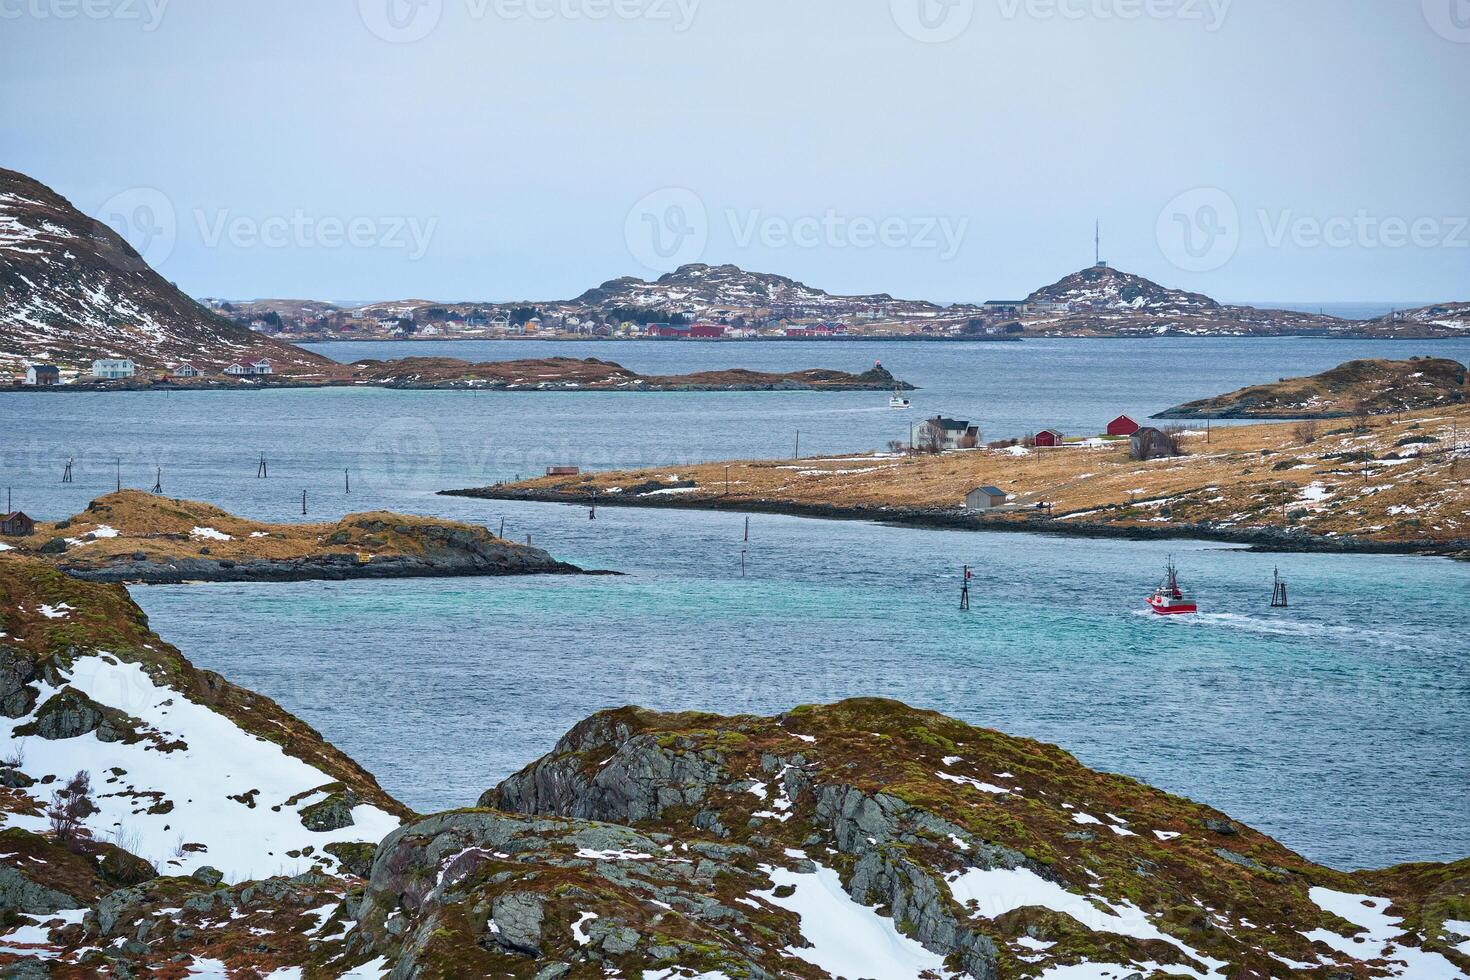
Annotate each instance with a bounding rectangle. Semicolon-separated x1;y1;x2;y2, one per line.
301;490;307;516
114;458;121;492
960;565;971;612
1271;567;1289;608
258;455;268;479
345;469;350;494
589;488;597;520
151;467;162;494
498;517;505;538
61;458;73;483
744;516;749;542
794;430;800;459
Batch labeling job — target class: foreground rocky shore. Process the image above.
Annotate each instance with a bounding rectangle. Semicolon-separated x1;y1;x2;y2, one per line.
1;556;1466;978
2;491;589;584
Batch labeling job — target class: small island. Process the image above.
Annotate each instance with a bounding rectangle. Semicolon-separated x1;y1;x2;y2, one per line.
6;356;916;394
1157;357;1467;419
345;355;914;392
0;490;588;583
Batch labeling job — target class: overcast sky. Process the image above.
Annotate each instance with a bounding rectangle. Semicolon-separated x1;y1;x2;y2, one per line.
3;0;1467;305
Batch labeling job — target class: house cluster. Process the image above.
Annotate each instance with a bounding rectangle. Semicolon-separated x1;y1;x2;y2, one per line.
14;356;275;386
981;298;1072;316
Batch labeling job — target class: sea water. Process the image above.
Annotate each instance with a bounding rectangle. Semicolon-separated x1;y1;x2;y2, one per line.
2;337;1466;870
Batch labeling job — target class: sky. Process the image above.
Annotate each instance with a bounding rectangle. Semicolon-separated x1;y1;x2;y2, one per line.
2;0;1467;305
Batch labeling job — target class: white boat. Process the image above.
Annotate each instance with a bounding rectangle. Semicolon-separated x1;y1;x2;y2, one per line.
889;388;911;409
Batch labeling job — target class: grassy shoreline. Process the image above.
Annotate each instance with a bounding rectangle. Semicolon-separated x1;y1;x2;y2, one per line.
447;404;1470;560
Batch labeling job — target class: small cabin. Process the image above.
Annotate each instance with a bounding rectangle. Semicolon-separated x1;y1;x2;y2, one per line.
1107;414;1141;437
965;486;1008;512
172;362;204;378
0;512;35;537
1033;429;1064;448
1130;426;1179;460
546;466;581;477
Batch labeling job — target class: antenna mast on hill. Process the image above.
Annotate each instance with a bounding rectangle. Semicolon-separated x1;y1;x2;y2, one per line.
1094;220;1103;267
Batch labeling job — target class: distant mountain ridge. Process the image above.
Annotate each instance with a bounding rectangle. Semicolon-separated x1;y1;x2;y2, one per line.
0;169;331;374
574;262;958;320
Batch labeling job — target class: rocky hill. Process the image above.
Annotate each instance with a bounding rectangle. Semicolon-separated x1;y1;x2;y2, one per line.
0;168;332;376
2;582;1467;978
574;262;964;322
1362;302;1470;336
1159;357;1469;419
1022;265;1368;337
1;490;584;583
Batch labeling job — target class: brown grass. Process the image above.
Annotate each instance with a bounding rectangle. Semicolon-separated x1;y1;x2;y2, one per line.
505;404;1470;546
3;491;510;569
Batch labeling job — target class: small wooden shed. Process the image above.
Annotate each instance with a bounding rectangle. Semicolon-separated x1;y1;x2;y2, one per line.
965;486;1008;512
1033;429;1064;448
0;512;35;537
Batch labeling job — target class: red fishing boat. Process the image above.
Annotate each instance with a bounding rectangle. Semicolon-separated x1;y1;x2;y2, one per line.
1147;557;1197;615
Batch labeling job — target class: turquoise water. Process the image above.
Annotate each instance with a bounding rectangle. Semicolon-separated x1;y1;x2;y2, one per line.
3;337;1466;871
130;500;1469;872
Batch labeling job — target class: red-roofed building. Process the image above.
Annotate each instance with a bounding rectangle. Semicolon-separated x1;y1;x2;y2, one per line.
1107;414;1141;437
1033;429;1064;448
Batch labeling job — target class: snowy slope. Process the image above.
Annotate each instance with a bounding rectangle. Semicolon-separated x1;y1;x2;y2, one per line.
0;168;332;375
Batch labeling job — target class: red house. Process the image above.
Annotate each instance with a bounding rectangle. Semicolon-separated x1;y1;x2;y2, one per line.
1107;414;1141;437
1033;429;1064;448
688;323;726;339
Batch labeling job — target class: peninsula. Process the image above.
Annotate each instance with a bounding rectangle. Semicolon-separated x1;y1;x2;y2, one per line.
452;402;1470;558
1158;357;1468;419
0;491;586;583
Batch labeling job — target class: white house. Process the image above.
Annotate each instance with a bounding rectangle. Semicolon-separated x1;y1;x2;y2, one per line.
918;416;980;452
91;359;135;380
24;364;60;386
965;486;1008;512
172;362;204;378
223;358;273;377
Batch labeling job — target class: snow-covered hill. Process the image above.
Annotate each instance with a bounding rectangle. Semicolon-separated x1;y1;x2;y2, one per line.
0;558;408;886
575;262;965;321
0;169;331;375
